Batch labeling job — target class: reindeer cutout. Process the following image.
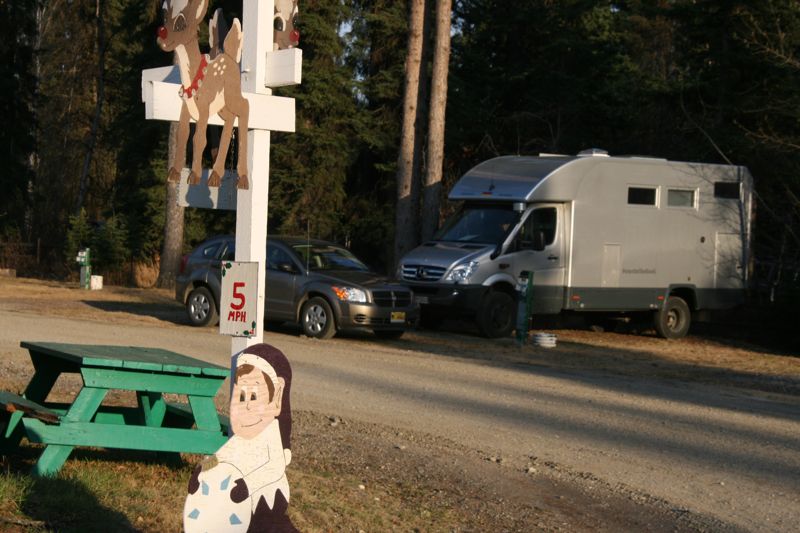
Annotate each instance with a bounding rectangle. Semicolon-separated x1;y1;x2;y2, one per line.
273;0;300;51
157;0;250;190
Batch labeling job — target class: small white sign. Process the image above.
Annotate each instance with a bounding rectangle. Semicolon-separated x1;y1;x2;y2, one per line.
220;261;259;337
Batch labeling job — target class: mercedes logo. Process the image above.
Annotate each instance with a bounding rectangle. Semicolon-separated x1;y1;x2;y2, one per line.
416;266;426;279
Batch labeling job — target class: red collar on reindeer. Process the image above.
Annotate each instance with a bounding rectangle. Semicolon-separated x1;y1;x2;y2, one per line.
178;55;209;99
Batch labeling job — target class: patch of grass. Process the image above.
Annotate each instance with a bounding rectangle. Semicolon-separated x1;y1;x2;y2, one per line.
0;445;462;533
288;467;456;532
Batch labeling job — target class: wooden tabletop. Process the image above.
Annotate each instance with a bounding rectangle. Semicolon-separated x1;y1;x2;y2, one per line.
20;341;229;377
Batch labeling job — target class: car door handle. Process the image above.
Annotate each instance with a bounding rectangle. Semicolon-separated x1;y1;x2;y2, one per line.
548;255;559;261
499;263;510;269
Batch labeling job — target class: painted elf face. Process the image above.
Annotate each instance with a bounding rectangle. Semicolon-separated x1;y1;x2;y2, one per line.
274;0;300;50
230;365;284;439
157;0;208;51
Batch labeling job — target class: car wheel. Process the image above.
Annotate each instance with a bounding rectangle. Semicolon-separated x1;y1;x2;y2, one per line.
374;330;404;340
300;297;336;339
653;295;691;339
186;286;218;327
476;290;515;338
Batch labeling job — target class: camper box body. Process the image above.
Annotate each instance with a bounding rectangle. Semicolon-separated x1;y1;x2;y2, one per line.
398;153;754;338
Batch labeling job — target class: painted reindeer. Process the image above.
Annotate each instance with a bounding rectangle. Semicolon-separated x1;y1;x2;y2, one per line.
273;0;300;51
157;0;250;189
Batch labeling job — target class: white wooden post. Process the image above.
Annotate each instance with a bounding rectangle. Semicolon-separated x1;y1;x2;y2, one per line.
231;0;272;355
141;0;302;359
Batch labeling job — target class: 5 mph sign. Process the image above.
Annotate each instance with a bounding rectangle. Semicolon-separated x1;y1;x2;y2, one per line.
220;261;260;337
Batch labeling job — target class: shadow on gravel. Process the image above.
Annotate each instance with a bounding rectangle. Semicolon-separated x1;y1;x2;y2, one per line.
313;355;800;491
391;315;800;397
82;300;188;325
429;312;799;358
378;327;800;417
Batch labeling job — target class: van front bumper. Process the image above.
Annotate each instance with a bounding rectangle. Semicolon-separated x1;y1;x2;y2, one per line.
404;283;488;316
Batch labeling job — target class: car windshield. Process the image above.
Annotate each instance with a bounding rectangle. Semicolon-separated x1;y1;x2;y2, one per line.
291;244;370;272
433;205;521;245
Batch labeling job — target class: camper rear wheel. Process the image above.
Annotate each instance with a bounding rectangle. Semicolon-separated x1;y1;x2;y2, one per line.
654;296;691;339
477;291;515;338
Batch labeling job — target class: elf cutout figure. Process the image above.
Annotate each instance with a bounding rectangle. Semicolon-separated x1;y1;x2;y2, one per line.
184;344;296;533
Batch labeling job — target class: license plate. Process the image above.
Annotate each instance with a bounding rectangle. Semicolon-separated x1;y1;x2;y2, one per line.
415;296;429;305
390;311;406;323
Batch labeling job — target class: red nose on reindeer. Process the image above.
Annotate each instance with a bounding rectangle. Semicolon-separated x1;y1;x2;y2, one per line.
157;26;168;40
290;30;300;45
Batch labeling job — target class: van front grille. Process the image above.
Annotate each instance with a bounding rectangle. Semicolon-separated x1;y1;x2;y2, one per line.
401;264;446;282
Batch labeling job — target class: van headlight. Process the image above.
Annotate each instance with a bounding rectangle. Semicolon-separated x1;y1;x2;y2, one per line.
445;261;479;283
332;286;367;303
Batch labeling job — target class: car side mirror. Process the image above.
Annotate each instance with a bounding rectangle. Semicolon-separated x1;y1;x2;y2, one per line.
278;262;296;274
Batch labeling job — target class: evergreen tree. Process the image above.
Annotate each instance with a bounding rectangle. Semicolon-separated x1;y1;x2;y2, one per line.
0;0;37;238
270;0;358;242
348;0;409;268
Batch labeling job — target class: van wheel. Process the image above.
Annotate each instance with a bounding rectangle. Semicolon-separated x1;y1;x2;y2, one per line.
300;297;336;339
186;286;218;327
477;291;515;338
654;296;691;339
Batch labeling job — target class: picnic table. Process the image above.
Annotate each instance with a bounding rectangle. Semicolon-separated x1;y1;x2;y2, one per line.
1;341;231;476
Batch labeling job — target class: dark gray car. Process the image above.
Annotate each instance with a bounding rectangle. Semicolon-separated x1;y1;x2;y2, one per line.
175;235;418;339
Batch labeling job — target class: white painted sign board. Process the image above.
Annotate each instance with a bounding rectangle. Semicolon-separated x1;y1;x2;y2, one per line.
177;168;238;210
142;0;302;356
220;261;259;337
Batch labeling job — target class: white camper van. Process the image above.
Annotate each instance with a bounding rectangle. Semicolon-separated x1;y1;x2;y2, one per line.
398;150;754;339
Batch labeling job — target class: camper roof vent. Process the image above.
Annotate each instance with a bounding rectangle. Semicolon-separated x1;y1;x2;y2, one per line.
577;148;609;157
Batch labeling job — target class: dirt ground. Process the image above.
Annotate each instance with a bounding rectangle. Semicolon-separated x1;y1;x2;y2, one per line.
1;276;798;531
3;276;796;395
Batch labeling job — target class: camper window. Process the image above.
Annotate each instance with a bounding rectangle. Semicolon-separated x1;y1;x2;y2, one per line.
714;182;741;200
667;189;696;208
627;186;657;206
519;208;557;251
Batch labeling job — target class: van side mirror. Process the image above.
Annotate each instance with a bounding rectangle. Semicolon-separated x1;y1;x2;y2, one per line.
533;231;546;251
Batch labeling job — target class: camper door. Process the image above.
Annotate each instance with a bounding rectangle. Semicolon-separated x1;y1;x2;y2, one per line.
506;204;566;314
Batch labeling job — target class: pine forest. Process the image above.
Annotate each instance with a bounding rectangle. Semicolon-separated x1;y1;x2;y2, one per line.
0;0;798;306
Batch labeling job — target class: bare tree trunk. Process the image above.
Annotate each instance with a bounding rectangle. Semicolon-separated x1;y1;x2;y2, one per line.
157;49;187;289
394;0;427;267
156;122;186;289
420;0;452;243
76;0;105;213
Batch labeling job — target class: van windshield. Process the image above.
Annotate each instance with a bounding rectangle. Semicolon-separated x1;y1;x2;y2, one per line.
433;205;520;245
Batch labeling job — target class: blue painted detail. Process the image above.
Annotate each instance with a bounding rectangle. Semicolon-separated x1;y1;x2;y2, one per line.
202;481;209;496
221;475;232;491
230;513;242;525
188;508;200;519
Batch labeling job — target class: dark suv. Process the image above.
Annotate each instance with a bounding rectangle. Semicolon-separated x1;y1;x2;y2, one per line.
175;235;418;339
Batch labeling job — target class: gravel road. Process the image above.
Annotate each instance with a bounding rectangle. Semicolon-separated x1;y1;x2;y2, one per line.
0;295;798;532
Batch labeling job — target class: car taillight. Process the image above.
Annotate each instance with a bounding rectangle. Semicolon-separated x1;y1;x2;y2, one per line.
179;254;189;274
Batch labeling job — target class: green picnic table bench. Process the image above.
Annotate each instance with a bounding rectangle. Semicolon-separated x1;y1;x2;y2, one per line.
1;341;231;476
